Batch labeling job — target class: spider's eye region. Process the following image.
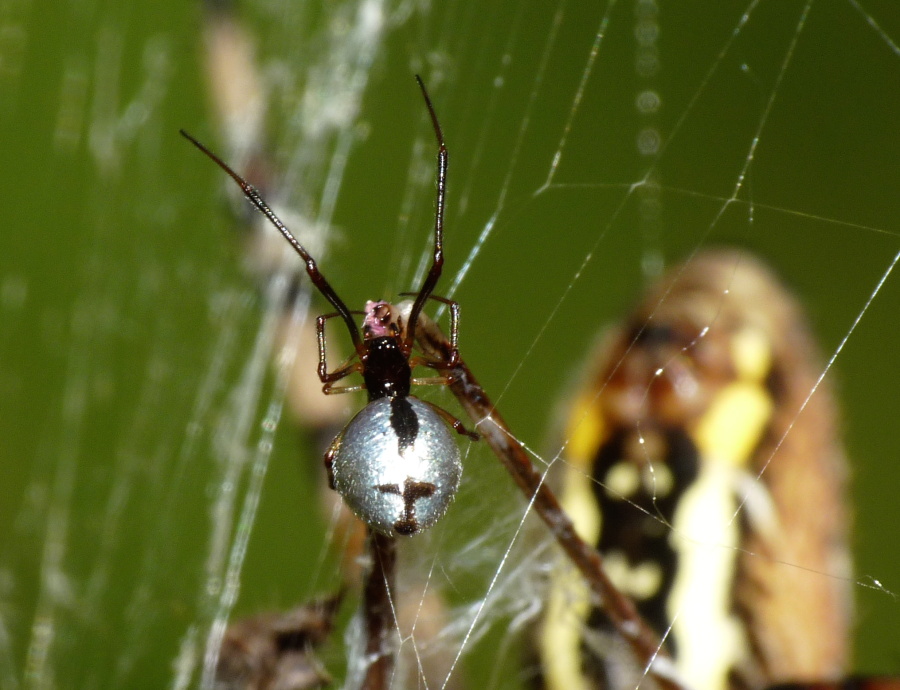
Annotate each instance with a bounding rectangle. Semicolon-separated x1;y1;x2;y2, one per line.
363;300;399;339
330;397;462;536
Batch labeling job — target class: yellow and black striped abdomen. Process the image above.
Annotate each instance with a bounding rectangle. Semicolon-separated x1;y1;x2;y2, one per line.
540;250;851;690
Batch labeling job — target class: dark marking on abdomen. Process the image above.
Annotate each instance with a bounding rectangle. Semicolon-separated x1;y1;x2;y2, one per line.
390;397;420;455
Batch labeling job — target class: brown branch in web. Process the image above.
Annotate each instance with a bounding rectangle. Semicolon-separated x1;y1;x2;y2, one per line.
362;530;397;690
411;310;686;690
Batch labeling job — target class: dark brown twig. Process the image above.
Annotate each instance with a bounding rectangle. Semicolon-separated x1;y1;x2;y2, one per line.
411;308;686;690
362;530;398;690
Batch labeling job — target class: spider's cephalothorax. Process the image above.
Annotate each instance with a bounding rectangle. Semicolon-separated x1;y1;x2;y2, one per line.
359;301;412;400
182;77;476;538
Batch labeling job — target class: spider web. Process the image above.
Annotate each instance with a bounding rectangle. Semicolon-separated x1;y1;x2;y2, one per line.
1;0;898;688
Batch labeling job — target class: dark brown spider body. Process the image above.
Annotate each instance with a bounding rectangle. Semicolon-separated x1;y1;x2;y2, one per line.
361;334;413;401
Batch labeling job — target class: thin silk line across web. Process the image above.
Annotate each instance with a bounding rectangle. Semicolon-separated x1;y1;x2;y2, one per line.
429;0;900;681
12;0;900;687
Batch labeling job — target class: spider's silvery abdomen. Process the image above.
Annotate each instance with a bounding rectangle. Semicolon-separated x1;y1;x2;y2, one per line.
331;396;462;537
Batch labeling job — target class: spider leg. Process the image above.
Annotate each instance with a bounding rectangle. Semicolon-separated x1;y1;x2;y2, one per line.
322;382;367;395
410;375;453;387
423;400;479;441
323;432;343;489
180;129;365;354
403;76;447;355
400;292;460;363
409;355;457;375
317;312;365;390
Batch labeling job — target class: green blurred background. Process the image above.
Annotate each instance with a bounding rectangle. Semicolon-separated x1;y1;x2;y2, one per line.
1;0;898;687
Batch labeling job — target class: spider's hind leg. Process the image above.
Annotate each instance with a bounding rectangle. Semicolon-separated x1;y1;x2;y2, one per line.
323;431;345;490
424;400;479;441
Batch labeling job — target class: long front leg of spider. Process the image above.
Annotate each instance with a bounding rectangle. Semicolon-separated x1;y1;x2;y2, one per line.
179;129;366;358
403;75;448;354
